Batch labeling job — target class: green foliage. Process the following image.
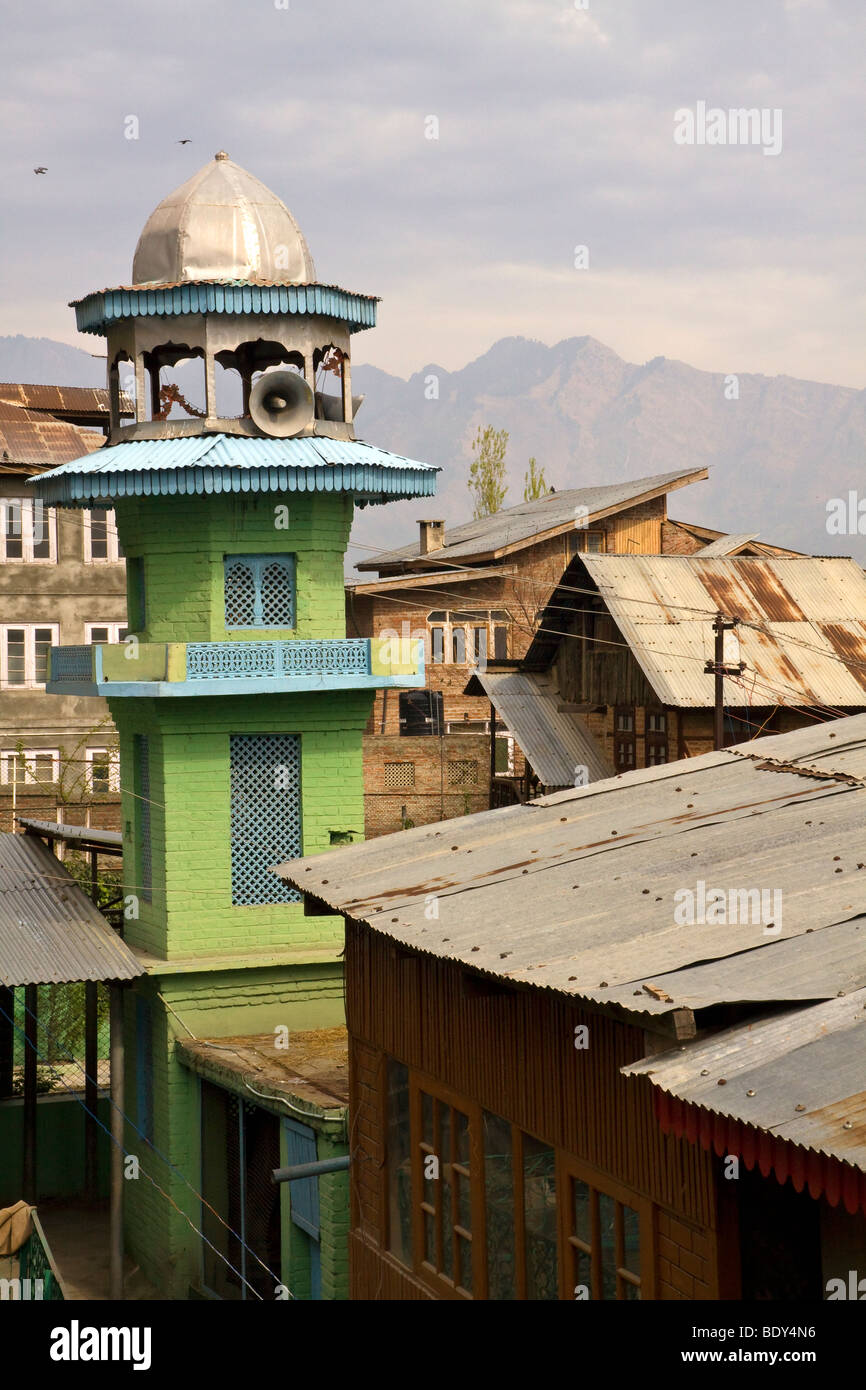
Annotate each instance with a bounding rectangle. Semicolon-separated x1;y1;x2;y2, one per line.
468;425;509;519
523;456;548;502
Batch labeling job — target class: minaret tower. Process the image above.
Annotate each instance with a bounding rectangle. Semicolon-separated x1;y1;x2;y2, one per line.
33;153;435;1297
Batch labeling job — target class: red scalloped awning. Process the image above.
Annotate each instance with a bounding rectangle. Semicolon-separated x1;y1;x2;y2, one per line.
654;1090;866;1216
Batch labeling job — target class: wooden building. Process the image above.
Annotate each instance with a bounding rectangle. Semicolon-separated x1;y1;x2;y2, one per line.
278;715;866;1301
349;467;711;832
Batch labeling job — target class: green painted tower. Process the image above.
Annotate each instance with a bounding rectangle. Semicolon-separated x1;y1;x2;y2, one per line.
33;153;436;1299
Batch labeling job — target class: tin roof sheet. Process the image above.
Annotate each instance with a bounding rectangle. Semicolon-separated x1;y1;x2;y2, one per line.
625;989;866;1170
538;554;866;709
0;401;105;467
275;714;866;1024
0;833;143;986
0;384;133;418
356;467;707;570
29;433;438;506
473;670;612;786
696;532;760;556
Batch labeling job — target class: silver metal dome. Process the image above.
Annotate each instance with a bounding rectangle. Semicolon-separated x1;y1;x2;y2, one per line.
131;152;316;286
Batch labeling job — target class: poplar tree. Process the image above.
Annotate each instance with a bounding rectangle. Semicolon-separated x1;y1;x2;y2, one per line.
468;425;509;519
523;457;548;502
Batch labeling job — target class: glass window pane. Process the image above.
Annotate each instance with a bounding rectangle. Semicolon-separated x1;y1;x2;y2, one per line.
34;629;53;683
473;627;487;663
6;630;26;684
89;508;109;559
575;1249;592;1299
32;754;55;782
90;627;110;644
598;1191;617;1300
421;1091;433;1146
458;1235;473;1294
386;1061;412;1267
483;1111;516;1300
572;1177;591;1244
456;1108;470;1165
32;505;51;559
493;625;508;659
523;1135;557;1300
622;1203;641;1279
431;626;444;664
456;1170;471;1232
452;628;466;663
4;502;22;559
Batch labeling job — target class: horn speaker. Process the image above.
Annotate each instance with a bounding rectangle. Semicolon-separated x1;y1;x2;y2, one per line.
249;369;314;438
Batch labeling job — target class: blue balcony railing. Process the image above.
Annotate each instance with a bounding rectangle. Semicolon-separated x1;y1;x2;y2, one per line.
185;639;371;681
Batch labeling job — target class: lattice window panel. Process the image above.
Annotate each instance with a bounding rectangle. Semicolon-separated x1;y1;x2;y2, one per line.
135;734;152;901
224;555;295;629
385;761;415;790
230;734;302;905
448;759;477;787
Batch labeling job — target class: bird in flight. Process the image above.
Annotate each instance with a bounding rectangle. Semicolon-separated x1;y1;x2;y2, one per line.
33;166;47;174
177;139;192;145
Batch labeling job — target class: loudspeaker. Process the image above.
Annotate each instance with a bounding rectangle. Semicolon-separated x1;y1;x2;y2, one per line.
249;369;314;438
315;390;366;423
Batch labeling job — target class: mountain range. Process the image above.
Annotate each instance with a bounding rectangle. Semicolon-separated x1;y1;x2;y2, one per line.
1;333;862;564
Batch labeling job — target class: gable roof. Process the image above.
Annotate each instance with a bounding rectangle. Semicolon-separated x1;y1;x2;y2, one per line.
525;553;866;709
275;714;866;1034
466;669;613;786
356;466;708;572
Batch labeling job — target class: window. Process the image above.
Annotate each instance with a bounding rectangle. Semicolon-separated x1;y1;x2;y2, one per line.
1;624;58;688
614;706;636;771
564;1173;643;1299
568;529;605;557
134;734;152;903
229;733;301;905
386;1064;652;1300
427;610;511;667
224;554;295;629
385;762;415;789
0;749;60;785
83;507;121;562
645;709;668;766
494;732;514;775
86;747;120;794
399;690;444;737
0;499;56;562
448;760;477;787
86;623;129;645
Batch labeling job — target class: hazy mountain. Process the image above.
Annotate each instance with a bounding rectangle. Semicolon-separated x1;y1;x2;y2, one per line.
1;333;862;564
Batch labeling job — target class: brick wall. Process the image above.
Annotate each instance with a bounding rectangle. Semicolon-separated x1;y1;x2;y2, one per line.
363;732;489;836
656;1209;716;1299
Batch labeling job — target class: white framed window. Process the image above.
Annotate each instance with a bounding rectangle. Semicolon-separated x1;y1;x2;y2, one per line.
85;622;129;644
0;499;56;563
86;747;120;794
0;624;59;688
0;748;60;785
427;610;510;667
83;507;121;562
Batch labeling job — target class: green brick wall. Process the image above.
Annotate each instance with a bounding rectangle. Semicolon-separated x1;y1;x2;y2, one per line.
110;691;369;960
115;491;353;643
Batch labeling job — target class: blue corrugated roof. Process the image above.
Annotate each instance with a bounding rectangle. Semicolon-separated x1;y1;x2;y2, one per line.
71;282;378;335
29;433;439;506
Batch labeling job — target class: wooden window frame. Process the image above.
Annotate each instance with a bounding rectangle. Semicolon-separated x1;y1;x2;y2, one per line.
408;1073;486;1301
1;499;56;563
0;623;59;688
85;622;129;645
558;1154;655;1300
83;507;121;563
645;707;669;766
613;705;636;771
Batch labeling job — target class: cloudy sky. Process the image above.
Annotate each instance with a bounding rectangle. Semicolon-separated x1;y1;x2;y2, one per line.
1;0;863;387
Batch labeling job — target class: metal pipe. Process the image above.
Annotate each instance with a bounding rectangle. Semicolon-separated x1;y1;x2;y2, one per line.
109;984;124;1299
85;981;98;1198
23;984;38;1202
271;1155;350;1185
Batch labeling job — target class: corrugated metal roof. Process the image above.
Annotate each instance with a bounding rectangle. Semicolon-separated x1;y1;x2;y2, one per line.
29;433;439;506
356;467;707;570
0;834;142;985
625;989;866;1170
17;819;123;853
275;714;866;1023
696;532;760;556
72;281;378;336
473;670;612;786
575;554;866;708
0;384;133;418
0;401;105;467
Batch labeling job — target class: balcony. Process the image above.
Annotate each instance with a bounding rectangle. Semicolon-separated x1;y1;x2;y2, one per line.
46;637;424;698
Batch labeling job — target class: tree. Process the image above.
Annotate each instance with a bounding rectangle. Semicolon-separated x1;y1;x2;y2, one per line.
523;457;548;502
468;425;509;519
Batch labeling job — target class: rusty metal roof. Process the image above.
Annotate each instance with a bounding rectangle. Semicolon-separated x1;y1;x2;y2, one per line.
625;989;866;1170
0;384;132;419
470;669;613;787
0;400;105;468
356;467;708;571
0;833;143;985
543;554;866;709
275;714;866;1028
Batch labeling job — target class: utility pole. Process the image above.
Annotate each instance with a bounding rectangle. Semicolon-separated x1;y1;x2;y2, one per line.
704;614;745;751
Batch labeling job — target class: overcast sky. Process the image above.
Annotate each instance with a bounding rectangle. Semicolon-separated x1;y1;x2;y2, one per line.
1;0;863;387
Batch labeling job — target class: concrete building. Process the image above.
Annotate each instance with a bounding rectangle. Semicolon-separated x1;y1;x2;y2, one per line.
33;151;437;1299
0;386;129;833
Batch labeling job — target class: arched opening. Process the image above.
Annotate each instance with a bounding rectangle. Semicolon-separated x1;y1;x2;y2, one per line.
109;350;133;434
218;340;306;417
142;342;206;422
313;343;360;424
